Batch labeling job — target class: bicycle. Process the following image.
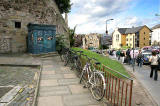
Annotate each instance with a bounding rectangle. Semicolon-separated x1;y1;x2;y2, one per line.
72;50;83;74
79;55;106;101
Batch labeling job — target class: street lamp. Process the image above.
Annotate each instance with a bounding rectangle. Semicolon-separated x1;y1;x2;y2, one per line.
106;19;114;35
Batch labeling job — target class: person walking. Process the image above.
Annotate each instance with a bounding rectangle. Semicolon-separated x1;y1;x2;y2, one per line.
120;50;125;64
116;49;121;60
149;51;158;81
137;50;143;67
126;49;131;65
130;48;138;67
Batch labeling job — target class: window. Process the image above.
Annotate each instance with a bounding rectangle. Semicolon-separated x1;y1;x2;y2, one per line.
15;22;21;28
126;38;128;41
144;32;145;34
126;44;128;46
116;34;119;41
144;43;145;45
144;38;145;40
130;38;132;41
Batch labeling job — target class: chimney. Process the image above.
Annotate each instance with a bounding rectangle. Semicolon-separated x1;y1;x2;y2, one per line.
65;13;68;26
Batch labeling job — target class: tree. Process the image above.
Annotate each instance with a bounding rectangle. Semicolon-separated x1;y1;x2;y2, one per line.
69;26;76;47
55;0;72;14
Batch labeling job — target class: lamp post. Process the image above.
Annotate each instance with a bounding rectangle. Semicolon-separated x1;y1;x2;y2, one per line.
133;35;135;72
106;19;114;35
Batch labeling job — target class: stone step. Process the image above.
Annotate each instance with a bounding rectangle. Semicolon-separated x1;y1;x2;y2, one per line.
31;52;58;58
63;94;102;106
58;78;79;86
41;74;64;80
39;86;71;97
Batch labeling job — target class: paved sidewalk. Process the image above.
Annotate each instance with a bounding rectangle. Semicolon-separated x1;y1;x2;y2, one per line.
109;56;160;106
37;56;105;106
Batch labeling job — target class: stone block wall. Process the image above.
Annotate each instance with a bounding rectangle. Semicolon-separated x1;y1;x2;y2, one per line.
0;0;69;53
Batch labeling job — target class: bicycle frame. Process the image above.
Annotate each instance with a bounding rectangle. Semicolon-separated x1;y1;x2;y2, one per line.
83;61;106;90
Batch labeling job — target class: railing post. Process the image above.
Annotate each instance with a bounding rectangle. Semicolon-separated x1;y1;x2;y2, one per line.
129;80;133;106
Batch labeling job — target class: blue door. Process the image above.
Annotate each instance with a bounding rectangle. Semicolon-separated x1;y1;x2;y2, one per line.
28;24;56;54
34;30;44;54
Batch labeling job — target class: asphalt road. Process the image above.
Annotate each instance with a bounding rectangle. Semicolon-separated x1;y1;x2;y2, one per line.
109;55;160;106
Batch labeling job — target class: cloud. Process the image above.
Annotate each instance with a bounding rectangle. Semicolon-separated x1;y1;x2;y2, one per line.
68;0;159;34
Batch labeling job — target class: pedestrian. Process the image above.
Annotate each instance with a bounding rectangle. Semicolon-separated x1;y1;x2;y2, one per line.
113;50;116;58
149;51;158;81
120;50;125;63
137;50;143;67
116;49;121;60
130;48;138;67
126;49;131;65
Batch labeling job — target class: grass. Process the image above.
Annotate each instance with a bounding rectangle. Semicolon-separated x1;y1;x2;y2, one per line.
72;47;130;78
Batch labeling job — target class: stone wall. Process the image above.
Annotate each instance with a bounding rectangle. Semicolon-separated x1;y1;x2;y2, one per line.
0;0;69;53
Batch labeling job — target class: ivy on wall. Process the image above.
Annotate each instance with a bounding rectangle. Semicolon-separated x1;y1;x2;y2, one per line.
55;0;72;14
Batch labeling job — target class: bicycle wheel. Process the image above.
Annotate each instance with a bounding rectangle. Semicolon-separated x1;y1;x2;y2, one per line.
64;54;69;66
60;53;65;62
79;67;88;84
90;72;106;101
73;57;81;70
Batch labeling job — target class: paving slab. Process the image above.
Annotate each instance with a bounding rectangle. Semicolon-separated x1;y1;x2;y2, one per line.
55;70;73;74
41;71;55;75
37;96;63;106
58;78;79;86
64;73;77;79
37;56;106;106
0;86;21;103
40;80;58;87
39;86;71;97
69;84;89;94
63;94;100;106
41;74;64;80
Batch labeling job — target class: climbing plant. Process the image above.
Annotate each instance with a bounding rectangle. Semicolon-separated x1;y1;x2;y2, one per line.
56;34;68;52
55;0;72;14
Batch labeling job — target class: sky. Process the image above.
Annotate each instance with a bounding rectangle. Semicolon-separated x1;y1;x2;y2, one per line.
68;0;160;34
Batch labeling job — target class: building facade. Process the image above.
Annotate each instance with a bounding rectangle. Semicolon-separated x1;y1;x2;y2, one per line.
112;25;151;49
74;34;84;47
0;0;69;53
101;34;112;48
112;28;128;49
82;33;100;49
151;24;160;45
125;25;151;48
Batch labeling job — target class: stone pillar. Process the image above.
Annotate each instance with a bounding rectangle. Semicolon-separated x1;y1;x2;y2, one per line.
65;13;68;27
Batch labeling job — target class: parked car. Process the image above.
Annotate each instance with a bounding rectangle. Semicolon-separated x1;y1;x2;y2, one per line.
141;46;152;52
142;51;152;64
152;46;160;54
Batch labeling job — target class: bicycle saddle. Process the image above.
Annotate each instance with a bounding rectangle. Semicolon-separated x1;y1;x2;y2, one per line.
74;55;78;59
95;62;101;65
77;51;83;53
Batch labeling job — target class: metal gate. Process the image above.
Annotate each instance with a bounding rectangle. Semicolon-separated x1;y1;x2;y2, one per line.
0;36;11;53
27;24;56;54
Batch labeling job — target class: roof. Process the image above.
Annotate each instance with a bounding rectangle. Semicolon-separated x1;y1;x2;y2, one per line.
118;28;128;34
152;24;160;30
125;26;144;34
